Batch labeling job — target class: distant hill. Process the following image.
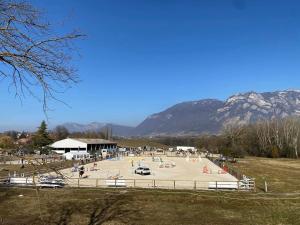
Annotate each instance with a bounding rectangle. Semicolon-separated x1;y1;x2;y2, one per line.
60;122;134;137
133;99;223;136
59;90;300;137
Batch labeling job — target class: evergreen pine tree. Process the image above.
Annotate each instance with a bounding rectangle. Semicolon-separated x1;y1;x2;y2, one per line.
32;121;52;152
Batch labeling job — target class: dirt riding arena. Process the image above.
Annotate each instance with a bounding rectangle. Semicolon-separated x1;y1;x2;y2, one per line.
57;156;238;190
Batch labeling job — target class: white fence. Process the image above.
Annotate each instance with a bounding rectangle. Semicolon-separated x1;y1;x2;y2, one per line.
1;176;255;191
67;178;255;191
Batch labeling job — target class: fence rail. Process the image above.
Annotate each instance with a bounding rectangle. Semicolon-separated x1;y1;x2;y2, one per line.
66;178;255;191
0;176;255;191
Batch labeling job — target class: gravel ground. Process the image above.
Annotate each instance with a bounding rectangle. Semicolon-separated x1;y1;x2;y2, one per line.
56;156;238;189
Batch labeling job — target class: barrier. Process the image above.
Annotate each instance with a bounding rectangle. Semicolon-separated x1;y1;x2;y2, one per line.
1;176;255;191
67;178;255;191
208;181;238;189
105;179;126;187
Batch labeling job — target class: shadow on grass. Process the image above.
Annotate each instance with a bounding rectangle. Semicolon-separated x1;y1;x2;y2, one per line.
88;195;124;225
43;192;134;225
54;207;73;225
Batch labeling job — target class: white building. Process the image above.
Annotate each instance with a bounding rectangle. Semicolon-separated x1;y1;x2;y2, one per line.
50;138;117;155
176;146;197;152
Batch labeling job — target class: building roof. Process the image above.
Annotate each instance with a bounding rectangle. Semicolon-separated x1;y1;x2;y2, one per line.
50;138;87;148
50;138;117;148
72;138;117;144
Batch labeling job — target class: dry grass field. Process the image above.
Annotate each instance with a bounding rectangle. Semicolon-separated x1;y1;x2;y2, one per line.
0;187;299;225
229;157;300;193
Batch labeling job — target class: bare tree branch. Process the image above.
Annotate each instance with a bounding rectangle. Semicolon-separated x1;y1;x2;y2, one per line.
0;0;84;112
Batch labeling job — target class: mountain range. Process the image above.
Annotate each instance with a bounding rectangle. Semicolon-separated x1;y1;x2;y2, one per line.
61;90;300;137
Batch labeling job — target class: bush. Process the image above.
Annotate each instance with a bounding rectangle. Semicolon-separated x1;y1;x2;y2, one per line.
271;146;280;158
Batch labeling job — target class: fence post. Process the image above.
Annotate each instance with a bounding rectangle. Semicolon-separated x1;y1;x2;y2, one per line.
134;179;136;188
115;179;117;188
78;178;80;188
194;180;196;190
96;179;98;187
264;180;268;192
237;181;240;191
153;179;156;188
174;180;176;189
216;181;218;191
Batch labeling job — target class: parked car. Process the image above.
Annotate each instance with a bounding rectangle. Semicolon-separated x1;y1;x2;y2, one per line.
134;166;151;175
38;175;65;188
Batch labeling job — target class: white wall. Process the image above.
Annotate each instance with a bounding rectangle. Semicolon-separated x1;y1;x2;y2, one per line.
176;146;196;151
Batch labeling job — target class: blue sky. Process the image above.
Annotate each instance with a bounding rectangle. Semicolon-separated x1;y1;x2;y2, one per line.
1;0;300;131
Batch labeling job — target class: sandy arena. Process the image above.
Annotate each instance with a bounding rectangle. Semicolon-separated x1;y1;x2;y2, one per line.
57;156;238;189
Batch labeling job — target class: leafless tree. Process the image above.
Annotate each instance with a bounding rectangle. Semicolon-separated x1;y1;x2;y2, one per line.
222;123;244;147
0;0;84;111
283;117;299;158
255;117;300;158
255;121;268;151
272;118;283;150
255;119;274;152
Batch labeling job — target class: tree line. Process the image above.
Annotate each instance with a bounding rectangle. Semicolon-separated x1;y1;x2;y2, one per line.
1;117;300;158
155;117;300;159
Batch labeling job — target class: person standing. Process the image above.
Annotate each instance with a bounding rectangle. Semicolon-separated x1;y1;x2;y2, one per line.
79;166;85;178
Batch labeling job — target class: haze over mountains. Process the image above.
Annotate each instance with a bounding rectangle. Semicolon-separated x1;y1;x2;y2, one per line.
62;90;300;137
61;122;134;137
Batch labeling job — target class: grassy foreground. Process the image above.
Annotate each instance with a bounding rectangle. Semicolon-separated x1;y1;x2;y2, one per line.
229;157;300;193
0;187;299;225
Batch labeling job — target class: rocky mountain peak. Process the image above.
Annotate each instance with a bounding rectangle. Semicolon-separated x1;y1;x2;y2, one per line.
134;90;300;136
